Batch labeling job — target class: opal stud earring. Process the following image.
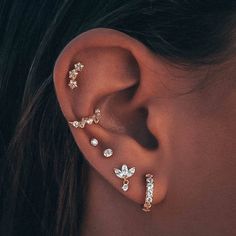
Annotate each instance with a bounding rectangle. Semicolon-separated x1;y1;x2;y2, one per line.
69;108;101;128
114;164;135;192
142;174;154;212
68;62;84;89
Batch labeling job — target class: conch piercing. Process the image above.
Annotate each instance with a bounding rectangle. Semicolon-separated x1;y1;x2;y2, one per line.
68;62;84;89
114;164;135;192
142;174;154;212
69;108;101;128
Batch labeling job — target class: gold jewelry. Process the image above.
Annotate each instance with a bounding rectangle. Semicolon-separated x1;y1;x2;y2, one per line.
69;108;101;128
114;164;135;192
68;62;84;89
142;174;154;212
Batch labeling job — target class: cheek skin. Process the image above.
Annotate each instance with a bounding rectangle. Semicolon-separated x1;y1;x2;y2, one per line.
161;81;236;234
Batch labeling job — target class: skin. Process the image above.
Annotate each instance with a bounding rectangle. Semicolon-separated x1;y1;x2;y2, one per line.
53;28;236;236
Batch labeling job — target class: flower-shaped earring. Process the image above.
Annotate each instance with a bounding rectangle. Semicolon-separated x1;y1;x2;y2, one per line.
114;164;135;192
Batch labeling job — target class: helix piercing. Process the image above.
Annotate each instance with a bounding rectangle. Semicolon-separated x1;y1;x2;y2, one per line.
69;108;101;128
114;164;136;192
142;174;154;212
68;62;84;89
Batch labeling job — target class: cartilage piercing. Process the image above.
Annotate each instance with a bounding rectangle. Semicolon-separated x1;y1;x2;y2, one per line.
69;108;101;128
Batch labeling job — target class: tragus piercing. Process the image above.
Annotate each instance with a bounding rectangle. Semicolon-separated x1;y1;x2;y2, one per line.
114;164;135;192
68;62;84;89
142;174;154;212
69;108;101;128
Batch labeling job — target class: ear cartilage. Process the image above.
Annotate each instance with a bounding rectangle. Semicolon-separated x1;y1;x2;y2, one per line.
68;108;101;128
142;174;154;212
68;62;84;89
90;138;99;147
114;164;136;192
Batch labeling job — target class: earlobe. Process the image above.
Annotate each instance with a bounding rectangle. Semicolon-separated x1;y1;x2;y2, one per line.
53;28;168;211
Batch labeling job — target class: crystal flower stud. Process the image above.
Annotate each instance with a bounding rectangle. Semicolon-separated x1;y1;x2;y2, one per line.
68;62;84;90
114;164;136;192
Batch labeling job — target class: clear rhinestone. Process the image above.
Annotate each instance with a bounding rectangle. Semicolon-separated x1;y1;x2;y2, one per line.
74;62;84;71
71;121;79;128
68;80;77;89
122;183;129;192
90;138;98;147
103;148;113;158
86;117;94;125
69;69;78;79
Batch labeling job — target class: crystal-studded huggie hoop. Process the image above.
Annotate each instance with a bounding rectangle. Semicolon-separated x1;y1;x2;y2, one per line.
69;108;101;129
68;62;84;89
114;164;136;192
142;174;154;212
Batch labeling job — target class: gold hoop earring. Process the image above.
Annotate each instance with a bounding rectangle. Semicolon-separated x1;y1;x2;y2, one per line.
142;174;154;212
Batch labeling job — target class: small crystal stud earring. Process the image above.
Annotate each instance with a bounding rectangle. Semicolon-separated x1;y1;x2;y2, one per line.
103;148;113;158
69;108;101;129
114;164;136;192
142;174;154;212
90;138;99;147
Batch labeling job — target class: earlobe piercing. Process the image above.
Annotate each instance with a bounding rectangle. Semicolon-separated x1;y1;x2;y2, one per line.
68;62;84;89
114;164;135;192
142;174;154;212
69;108;101;128
103;148;113;158
90;138;99;147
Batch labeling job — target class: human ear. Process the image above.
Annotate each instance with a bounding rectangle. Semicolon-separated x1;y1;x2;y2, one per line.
53;28;168;208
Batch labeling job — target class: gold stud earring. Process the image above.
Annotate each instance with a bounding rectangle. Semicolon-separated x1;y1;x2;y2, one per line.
114;164;136;192
68;62;84;89
69;108;101;128
142;174;154;212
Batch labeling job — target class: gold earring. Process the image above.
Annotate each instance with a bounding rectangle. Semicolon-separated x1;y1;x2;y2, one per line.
142;174;154;212
69;108;101;128
68;62;84;89
114;164;136;192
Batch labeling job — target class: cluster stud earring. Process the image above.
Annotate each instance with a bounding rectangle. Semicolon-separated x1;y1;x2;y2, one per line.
142;174;154;212
114;164;136;192
69;108;101;128
68;62;84;89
